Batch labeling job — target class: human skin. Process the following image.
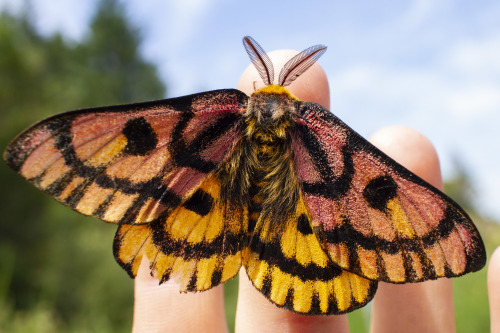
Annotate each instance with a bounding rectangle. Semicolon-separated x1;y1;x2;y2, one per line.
489;247;500;333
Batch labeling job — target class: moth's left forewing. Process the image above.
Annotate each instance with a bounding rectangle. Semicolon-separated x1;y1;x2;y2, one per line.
4;89;248;225
290;102;486;284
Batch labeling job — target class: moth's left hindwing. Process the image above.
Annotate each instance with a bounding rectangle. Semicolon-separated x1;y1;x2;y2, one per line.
5;89;250;288
114;172;248;289
291;102;486;283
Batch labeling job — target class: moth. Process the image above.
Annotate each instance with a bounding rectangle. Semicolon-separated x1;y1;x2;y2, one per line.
4;36;486;315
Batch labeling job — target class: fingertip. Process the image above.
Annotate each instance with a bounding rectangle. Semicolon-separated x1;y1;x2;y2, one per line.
235;269;283;326
489;247;500;272
369;125;443;190
488;246;500;291
133;258;228;333
235;270;349;333
489;247;500;332
369;127;455;333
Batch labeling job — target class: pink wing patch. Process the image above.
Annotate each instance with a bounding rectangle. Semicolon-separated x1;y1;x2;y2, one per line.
4;89;248;224
291;101;486;283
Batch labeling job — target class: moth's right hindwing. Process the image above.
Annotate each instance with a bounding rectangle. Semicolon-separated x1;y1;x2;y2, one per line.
245;189;377;315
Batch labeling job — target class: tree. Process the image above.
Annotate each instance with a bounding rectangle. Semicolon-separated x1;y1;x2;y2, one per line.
77;0;165;106
444;157;477;215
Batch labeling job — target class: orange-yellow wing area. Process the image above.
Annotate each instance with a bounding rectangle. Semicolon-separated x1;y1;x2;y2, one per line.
244;192;377;315
114;173;247;291
4;90;248;225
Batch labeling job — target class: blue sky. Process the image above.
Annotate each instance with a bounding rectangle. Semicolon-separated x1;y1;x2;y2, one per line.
1;0;499;219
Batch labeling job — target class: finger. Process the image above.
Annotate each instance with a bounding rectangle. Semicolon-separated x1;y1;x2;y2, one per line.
235;49;349;333
488;247;500;332
369;126;455;333
132;257;228;333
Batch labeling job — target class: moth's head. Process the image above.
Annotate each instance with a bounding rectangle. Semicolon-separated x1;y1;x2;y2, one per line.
246;84;297;123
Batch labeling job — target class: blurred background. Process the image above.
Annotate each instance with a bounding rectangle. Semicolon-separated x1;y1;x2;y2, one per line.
0;0;498;331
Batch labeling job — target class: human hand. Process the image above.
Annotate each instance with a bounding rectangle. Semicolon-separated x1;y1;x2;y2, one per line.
131;49;458;333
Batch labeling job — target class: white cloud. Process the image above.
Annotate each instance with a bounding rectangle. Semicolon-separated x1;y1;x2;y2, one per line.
439;35;500;117
168;0;214;46
398;0;449;30
445;35;500;74
331;65;378;93
332;65;447;118
124;0;218;96
0;0;97;40
0;0;23;13
32;0;96;40
444;86;500;117
128;0;215;50
333;32;500;120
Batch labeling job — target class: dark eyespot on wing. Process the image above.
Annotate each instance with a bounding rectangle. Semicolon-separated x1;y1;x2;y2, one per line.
362;175;398;212
123;117;158;155
182;189;214;216
297;213;313;235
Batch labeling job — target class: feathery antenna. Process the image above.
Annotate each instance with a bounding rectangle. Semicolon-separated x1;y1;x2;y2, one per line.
243;36;274;86
278;44;327;87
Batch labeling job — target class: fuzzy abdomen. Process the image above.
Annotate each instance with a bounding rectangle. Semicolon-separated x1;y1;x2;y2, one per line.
246;125;299;234
220;88;300;234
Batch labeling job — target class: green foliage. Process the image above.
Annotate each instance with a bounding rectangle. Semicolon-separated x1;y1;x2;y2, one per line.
76;0;165;106
0;0;165;331
454;214;500;333
444;157;478;214
224;274;239;330
348;307;369;332
444;160;495;331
